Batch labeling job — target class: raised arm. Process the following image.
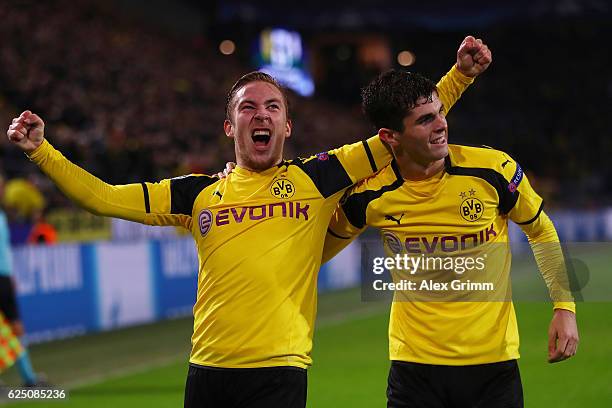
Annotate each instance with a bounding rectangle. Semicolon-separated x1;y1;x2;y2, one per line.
334;35;492;185
436;35;492;115
7;111;213;228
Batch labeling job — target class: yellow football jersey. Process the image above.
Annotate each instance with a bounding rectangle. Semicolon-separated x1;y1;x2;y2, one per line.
324;145;575;365
27;65;473;369
29;136;390;368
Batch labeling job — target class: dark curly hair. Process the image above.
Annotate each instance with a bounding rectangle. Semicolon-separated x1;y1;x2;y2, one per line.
225;72;290;121
361;70;437;132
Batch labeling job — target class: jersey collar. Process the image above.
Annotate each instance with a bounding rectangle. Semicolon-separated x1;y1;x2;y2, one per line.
233;165;279;178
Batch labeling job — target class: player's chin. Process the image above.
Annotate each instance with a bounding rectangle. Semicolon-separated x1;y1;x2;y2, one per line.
428;142;448;158
249;152;281;171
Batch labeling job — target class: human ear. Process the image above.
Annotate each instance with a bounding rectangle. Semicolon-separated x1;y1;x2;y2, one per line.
379;128;400;147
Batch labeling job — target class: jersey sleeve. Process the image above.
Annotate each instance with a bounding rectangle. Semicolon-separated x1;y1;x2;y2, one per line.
322;164;395;262
28;139;217;228
293;135;392;198
322;203;366;263
496;152;572;311
497;155;544;224
519;211;575;312
436;64;475;116
323;160;404;261
331;135;392;185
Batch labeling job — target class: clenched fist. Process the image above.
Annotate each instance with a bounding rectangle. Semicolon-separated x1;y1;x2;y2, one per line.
456;36;492;78
7;110;45;154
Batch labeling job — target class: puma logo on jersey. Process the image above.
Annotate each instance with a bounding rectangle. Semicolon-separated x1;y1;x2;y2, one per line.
385;214;404;225
501;159;511;168
213;190;223;199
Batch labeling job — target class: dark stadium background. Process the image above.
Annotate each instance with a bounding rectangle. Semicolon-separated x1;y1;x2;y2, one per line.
0;0;610;406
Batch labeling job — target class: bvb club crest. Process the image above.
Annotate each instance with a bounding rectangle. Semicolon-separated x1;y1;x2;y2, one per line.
270;178;296;199
460;197;484;222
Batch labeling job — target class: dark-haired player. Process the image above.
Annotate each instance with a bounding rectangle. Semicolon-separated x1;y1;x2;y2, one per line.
323;64;578;408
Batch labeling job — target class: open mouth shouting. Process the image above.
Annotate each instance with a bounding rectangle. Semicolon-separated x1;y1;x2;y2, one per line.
430;135;446;145
252;129;272;151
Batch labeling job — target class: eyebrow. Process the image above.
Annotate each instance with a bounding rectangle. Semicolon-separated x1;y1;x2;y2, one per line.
415;113;434;124
239;98;282;106
414;104;445;124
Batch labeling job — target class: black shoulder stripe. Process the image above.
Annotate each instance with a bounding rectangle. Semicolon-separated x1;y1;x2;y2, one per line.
390;158;403;180
141;183;150;214
170;175;218;216
516;201;544;225
362;140;377;173
292;154;352;198
444;156;518;215
327;227;351;240
342;161;403;229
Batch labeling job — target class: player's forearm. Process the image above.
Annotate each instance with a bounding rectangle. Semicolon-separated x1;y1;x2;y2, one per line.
27;139;147;223
436;64;475;115
521;212;575;312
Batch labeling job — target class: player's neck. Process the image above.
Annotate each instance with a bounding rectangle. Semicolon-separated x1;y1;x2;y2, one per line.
396;157;445;181
236;158;283;173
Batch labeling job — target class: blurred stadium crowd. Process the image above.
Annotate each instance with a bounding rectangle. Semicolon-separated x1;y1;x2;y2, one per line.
0;0;609;241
